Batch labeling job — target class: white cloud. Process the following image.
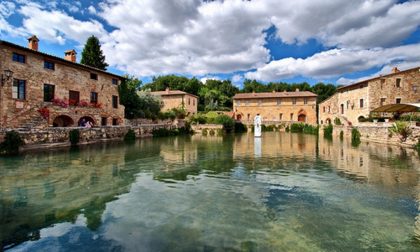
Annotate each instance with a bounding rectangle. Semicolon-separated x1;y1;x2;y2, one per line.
18;3;106;44
1;0;419;81
245;43;420;81
231;74;244;87
88;5;96;15
200;76;220;84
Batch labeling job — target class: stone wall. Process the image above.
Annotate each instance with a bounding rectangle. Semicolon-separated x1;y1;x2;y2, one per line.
0;41;125;129
322;124;420;148
191;124;224;135
0;124;178;151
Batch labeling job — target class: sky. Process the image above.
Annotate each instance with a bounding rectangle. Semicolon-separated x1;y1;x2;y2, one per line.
0;0;419;87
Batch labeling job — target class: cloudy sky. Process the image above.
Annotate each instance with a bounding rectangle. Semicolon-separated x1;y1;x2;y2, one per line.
1;0;419;86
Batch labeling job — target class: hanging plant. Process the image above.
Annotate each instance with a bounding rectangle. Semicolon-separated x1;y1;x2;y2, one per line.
37;106;50;120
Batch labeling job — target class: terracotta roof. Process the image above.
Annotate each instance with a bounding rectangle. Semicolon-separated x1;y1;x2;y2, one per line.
337;66;420;91
151;90;198;98
0;39;124;79
233;91;317;99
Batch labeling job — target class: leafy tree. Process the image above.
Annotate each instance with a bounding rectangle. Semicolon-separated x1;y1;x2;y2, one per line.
80;35;108;70
119;76;162;119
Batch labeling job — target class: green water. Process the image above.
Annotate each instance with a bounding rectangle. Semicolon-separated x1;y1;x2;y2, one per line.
1;132;420;251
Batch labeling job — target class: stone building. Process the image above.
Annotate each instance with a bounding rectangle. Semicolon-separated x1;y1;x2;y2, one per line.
151;88;198;116
319;66;420;126
0;36;125;129
232;90;318;124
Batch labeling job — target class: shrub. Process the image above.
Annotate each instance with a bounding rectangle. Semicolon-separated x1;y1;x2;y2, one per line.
234;122;247;133
212;114;235;133
285;126;290;132
289;123;318;135
152;127;191;137
334;118;342;125
339;130;344;141
69;129;80;146
323;124;333;139
189;113;207;124
124;129;136;143
389;121;412;142
399;114;420;122
415;139;420;154
0;131;24;155
290;123;304;133
351;128;361;147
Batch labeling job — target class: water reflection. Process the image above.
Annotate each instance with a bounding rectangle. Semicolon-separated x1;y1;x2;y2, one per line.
0;133;419;251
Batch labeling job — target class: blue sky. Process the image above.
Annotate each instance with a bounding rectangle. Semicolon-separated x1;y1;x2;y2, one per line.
1;0;419;87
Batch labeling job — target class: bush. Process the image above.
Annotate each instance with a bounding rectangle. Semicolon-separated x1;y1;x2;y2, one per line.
289;123;318;135
389;121;412;142
124;129;136;143
189;113;207;124
69;129;80;146
212;114;235;133
234;122;247;133
399;114;420;122
152;127;192;137
0;131;24;155
285;126;290;132
415;139;420;154
339;130;344;141
334;118;342;125
290;123;304;133
351;128;361;147
323;125;333;139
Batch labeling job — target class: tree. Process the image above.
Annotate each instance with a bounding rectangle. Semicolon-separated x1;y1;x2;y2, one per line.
80;35;109;70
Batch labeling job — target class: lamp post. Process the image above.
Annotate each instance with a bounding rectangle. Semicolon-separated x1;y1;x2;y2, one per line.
1;69;13;86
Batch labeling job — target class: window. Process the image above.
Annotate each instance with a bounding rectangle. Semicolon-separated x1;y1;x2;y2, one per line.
44;84;55;102
328;106;331;113
69;90;80;106
304;98;308;105
380;79;385;89
380;98;386;106
290;113;294;121
112;118;118;126
44;60;55;70
112;95;118;108
413;86;417;93
12;79;26;100
279;113;283;120
112;78;118;85
323;106;326;113
292;98;297;105
360;99;364;108
396;98;401;104
277;99;281;105
396;78;401;88
90;73;98;80
340;104;344;114
91;92;98;104
193;99;195;106
12;52;25;63
101;117;107;126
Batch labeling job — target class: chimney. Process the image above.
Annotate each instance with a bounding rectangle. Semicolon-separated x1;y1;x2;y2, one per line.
295;88;300;92
165;87;170;94
64;49;77;62
272;90;276;93
391;67;400;74
28;35;39;51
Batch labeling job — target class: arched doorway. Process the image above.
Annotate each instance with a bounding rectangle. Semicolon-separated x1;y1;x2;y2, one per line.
298;114;306;122
53;115;74;127
236;114;242;121
358;116;366;122
78;116;95;127
297;109;307;122
326;118;332;125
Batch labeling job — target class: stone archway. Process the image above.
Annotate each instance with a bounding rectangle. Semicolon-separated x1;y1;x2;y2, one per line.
236;114;242;121
78;116;95;127
326;118;332;125
297;109;307;123
53;115;74;127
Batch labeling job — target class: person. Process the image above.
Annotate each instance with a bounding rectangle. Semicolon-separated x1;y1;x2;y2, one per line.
79;118;86;127
85;121;92;128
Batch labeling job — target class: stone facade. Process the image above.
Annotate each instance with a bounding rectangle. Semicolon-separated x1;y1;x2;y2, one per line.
233;91;318;125
0;37;125;129
319;66;420;126
151;88;198;115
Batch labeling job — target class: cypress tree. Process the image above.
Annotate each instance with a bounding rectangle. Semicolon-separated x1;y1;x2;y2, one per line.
80;35;109;70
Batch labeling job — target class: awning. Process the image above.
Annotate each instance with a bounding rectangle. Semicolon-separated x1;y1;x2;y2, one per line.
371;103;420;113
